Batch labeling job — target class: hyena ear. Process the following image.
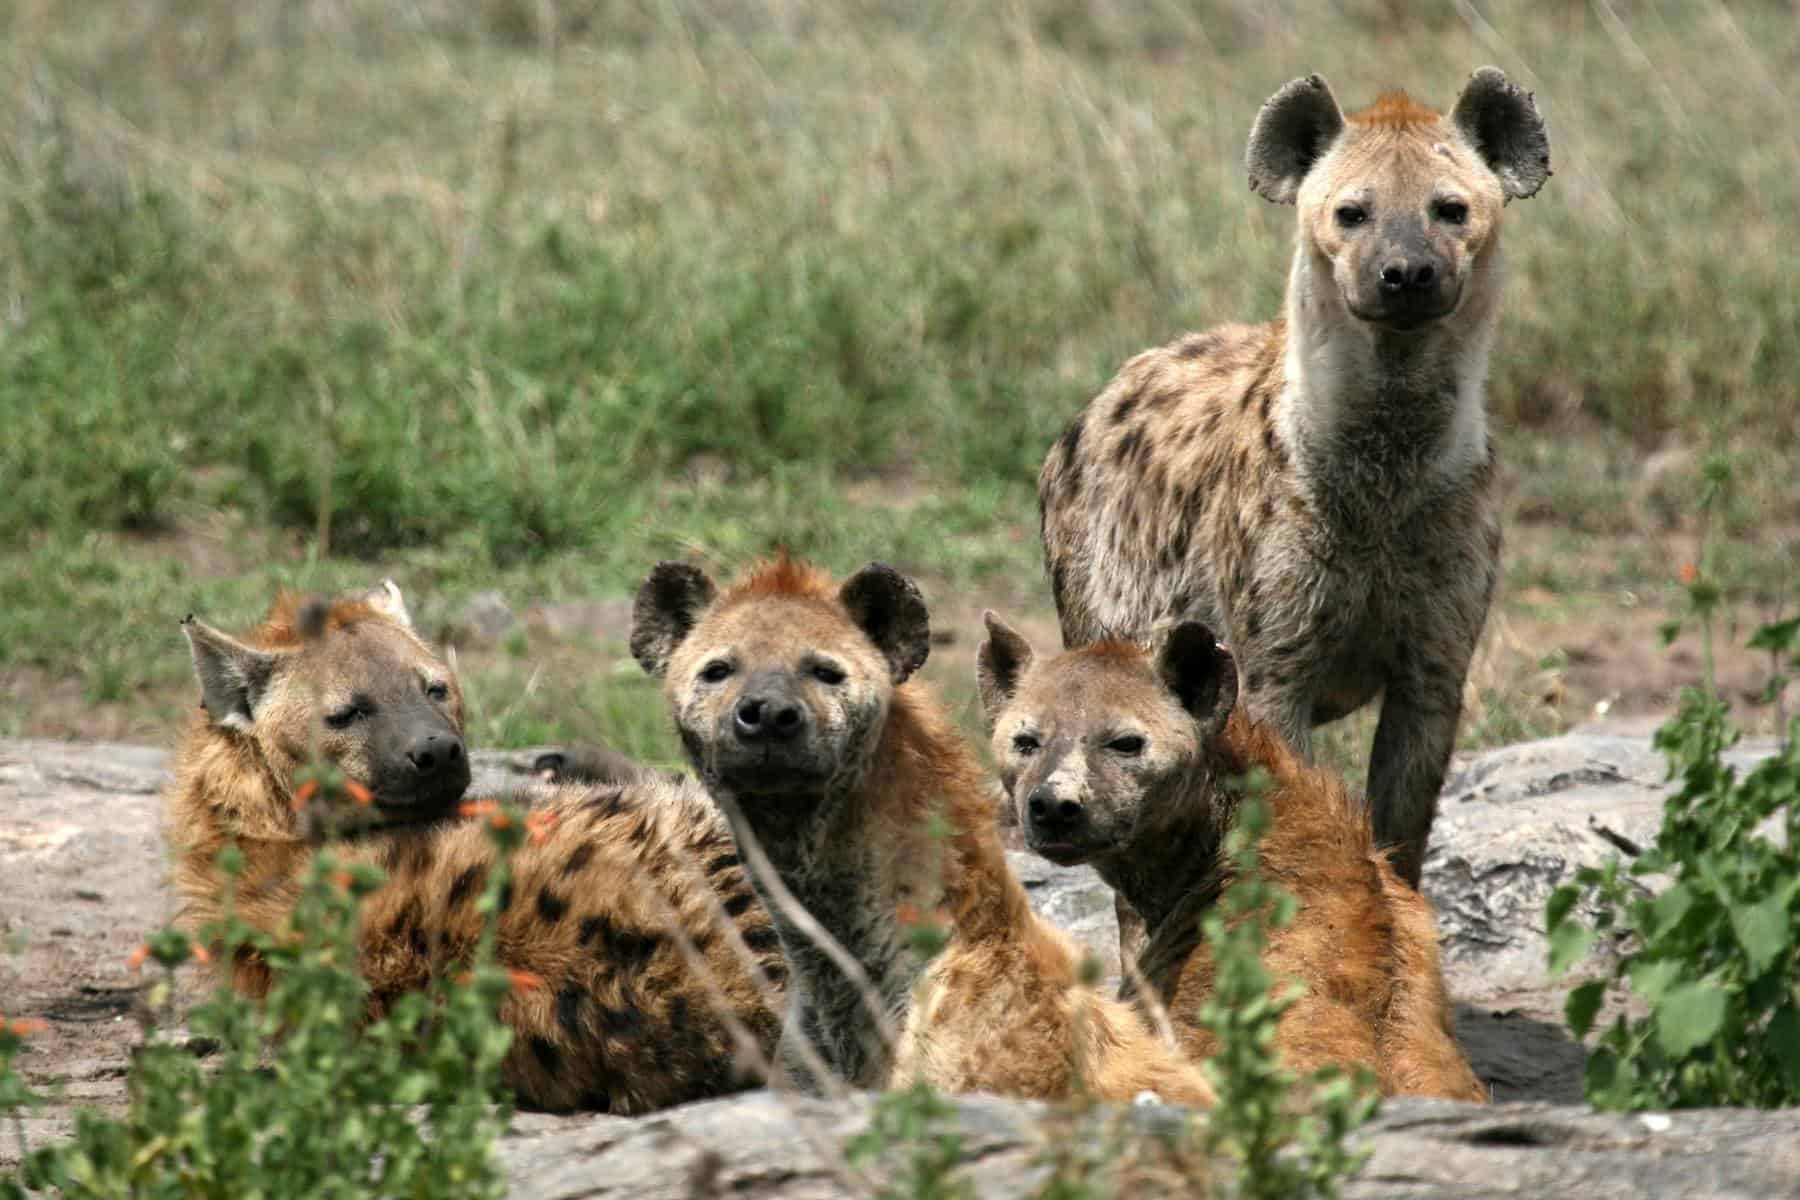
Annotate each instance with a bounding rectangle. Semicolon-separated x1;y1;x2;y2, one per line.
1156;622;1238;737
1246;73;1346;204
630;562;719;678
839;563;931;685
361;579;412;630
181;616;282;732
975;611;1035;731
1450;66;1552;202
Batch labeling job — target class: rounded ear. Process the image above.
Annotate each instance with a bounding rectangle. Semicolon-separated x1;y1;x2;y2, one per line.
838;563;931;684
1246;73;1346;204
630;562;719;678
975;611;1035;731
1450;66;1552;202
1155;622;1238;737
181;615;282;732
362;579;412;630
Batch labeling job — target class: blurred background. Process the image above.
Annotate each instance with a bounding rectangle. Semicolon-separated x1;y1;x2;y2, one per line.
1;0;1794;772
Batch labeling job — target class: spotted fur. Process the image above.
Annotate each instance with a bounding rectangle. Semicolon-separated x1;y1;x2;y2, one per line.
166;585;785;1112
1038;70;1550;904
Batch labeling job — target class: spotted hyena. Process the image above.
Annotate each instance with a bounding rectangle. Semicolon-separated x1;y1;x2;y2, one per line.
631;555;1215;1106
978;614;1485;1101
1038;69;1551;907
168;583;785;1112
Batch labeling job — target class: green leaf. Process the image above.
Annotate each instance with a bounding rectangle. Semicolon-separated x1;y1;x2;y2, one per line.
1729;890;1795;976
1648;882;1693;934
1767;1006;1800;1092
1653;982;1728;1058
1565;980;1606;1038
1628;958;1684;1004
1548;920;1594;976
1747;617;1800;654
1546;884;1581;932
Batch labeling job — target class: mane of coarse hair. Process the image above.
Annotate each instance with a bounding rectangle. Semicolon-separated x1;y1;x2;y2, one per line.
719;551;838;605
1347;90;1441;130
1077;639;1156;665
246;592;389;650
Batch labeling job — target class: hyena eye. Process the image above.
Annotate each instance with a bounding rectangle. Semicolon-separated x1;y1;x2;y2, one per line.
1334;204;1367;228
424;680;450;702
324;706;361;730
1012;733;1041;756
1435;199;1468;225
1107;735;1146;756
699;660;733;684
811;663;846;686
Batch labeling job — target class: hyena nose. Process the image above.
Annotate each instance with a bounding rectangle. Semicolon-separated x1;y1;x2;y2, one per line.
407;731;465;777
1026;788;1084;836
735;695;805;743
1379;260;1437;293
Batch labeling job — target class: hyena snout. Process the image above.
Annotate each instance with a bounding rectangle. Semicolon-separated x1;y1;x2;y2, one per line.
1357;227;1457;328
405;729;466;780
732;673;808;744
376;721;470;806
1025;785;1087;842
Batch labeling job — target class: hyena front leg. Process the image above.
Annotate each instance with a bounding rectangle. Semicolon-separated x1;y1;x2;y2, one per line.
1365;667;1464;889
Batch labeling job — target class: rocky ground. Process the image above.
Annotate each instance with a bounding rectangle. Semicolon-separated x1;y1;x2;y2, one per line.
0;722;1789;1196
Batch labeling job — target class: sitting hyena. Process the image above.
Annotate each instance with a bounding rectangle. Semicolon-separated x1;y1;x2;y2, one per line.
1038;69;1551;898
978;613;1485;1101
168;582;786;1112
630;555;1215;1106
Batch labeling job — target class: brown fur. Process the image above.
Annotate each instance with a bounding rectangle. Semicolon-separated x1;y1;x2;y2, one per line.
1037;71;1549;898
981;626;1485;1102
637;557;1216;1107
167;586;785;1113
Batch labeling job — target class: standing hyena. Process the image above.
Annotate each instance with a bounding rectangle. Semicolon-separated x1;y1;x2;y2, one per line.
630;555;1216;1106
1038;69;1551;898
168;582;786;1112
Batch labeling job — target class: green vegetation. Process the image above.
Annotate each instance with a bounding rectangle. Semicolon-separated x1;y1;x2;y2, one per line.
1;784;525;1198
2;0;1796;751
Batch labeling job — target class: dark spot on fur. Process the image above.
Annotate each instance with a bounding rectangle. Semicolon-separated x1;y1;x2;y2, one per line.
537;888;569;925
668;995;689;1029
705;852;741;876
578;914;611;947
1245;671;1266;692
1113;428;1145;468
562;843;596;877
721;891;757;919
1113;385;1143;423
1202;407;1221;435
556;986;585;1035
447;863;486;909
1243;609;1262;640
1058;416;1084;463
600;1004;646;1037
1176;333;1220;359
382;838;434;876
529;1036;561;1074
1259;495;1275;523
742;925;781;954
581;788;627;819
626;816;655;847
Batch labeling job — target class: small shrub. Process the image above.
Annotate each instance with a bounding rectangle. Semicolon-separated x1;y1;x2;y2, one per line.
4;782;528;1197
1547;617;1800;1111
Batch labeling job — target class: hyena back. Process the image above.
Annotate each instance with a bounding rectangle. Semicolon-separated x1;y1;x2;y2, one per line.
1038;69;1550;892
168;584;784;1112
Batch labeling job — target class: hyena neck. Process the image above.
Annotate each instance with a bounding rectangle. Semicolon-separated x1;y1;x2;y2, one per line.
167;719;309;923
720;686;1014;1087
1276;246;1500;528
1097;775;1233;937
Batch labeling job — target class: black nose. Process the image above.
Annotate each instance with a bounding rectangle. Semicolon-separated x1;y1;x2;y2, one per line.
1026;787;1084;836
407;731;465;776
1379;259;1438;294
735;695;804;743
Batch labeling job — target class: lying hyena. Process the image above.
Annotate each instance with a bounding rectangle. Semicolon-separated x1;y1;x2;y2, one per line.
630;555;1215;1106
168;582;785;1112
1038;69;1551;901
979;613;1485;1101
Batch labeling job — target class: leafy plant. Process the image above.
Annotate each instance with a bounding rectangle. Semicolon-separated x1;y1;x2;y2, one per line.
1196;782;1379;1200
3;784;529;1198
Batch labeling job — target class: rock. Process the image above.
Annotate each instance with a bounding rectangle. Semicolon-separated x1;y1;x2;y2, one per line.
496;1090;1800;1200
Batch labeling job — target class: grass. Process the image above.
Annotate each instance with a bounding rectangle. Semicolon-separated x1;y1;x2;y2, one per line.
1;0;1795;754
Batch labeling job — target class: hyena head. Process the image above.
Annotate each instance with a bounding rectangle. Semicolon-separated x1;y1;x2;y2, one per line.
181;581;470;826
630;555;930;845
977;614;1237;867
1247;68;1550;333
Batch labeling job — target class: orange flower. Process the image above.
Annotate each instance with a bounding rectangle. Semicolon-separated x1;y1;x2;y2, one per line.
1679;562;1699;585
896;902;922;926
506;968;544;994
459;799;499;820
126;944;150;973
291;779;320;812
526;810;560;845
6;1018;47;1037
190;944;212;966
328;869;355;892
344;780;374;807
